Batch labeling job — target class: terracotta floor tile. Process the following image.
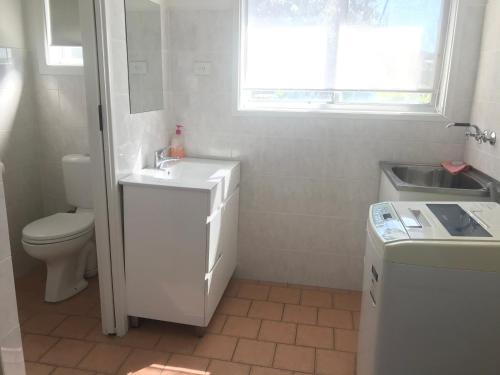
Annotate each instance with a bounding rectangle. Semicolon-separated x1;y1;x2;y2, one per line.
233;339;276;367
282;305;317;325
217;298;252;317
296;325;333;349
273;344;315;373
222;316;261;339
87;303;102;318
237;284;270;301
22;334;59;361
166;354;209;372
85;324;116;344
23;312;68;335
51;316;100;339
248;301;283;321
40;338;94;367
17;272;360;375
224;280;241;297
333;293;361;312
207;360;250;375
258;320;296;344
78;343;132;373
117;348;169;375
193;334;237;360
259;281;288;287
300;290;332;308
317;309;353;329
25;362;54;375
155;331;200;354
207;314;227;334
316;349;355;375
116;329;163;350
52;368;95;375
268;287;300;305
18;308;36;324
334;329;358;353
53;290;98;316
250;367;292;375
352;312;360;330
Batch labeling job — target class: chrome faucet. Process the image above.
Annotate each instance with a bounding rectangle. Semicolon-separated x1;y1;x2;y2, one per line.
445;122;496;145
154;147;179;169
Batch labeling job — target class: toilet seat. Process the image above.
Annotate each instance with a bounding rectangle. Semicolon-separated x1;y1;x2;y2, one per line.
23;212;94;245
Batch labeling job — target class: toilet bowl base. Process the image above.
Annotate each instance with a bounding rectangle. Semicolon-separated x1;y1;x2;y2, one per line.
44;256;89;302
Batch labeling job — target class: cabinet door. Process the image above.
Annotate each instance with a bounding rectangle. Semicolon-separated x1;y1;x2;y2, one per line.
124;186;209;326
205;188;239;325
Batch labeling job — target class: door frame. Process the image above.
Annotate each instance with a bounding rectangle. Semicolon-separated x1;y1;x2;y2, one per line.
79;0;129;336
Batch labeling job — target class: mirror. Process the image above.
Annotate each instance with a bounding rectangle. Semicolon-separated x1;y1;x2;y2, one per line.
124;0;164;113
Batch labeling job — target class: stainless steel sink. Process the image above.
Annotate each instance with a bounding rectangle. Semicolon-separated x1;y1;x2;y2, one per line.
380;162;499;199
391;166;484;190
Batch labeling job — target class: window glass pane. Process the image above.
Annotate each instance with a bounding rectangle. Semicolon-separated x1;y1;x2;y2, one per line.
336;0;444;91
241;0;446;109
245;0;343;90
46;45;83;66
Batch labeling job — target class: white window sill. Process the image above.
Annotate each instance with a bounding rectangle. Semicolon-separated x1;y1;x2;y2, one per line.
234;106;448;122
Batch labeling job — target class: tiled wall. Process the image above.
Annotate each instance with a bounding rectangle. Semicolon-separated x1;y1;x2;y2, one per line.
33;73;90;215
0;0;92;276
465;0;500;180
0;166;25;375
0;0;44;276
105;0;171;178
164;3;466;290
23;2;91;216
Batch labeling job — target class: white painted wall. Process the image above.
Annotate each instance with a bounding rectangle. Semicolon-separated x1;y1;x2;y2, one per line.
164;1;472;290
465;0;500;180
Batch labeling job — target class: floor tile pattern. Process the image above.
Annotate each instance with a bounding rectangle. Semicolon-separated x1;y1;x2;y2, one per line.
16;271;361;375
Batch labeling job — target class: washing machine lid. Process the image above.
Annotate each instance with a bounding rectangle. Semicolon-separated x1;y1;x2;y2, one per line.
373;202;500;272
390;202;500;242
23;212;94;242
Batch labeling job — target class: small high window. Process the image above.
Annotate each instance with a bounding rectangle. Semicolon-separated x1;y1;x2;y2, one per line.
43;0;84;67
239;0;450;113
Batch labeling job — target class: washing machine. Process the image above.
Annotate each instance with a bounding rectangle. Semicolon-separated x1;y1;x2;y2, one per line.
358;201;500;375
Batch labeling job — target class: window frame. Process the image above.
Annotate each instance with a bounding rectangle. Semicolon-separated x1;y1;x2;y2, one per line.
236;0;453;117
35;0;84;75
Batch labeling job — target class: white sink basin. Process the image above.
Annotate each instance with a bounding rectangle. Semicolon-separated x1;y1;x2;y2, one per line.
145;159;231;182
119;158;240;205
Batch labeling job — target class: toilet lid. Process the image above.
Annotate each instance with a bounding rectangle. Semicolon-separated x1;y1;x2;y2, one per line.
23;212;94;242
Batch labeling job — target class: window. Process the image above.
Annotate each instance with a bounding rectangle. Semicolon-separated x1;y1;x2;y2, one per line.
239;0;450;113
43;0;83;67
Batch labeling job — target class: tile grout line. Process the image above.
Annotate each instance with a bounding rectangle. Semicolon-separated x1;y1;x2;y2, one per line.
73;341;97;370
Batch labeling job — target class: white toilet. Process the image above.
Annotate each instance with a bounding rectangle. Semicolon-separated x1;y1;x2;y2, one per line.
22;154;97;302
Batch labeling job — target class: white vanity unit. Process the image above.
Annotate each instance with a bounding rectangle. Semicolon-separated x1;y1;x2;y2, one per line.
119;158;240;328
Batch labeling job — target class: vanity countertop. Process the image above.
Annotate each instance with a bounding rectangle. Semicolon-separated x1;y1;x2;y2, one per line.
119;157;240;195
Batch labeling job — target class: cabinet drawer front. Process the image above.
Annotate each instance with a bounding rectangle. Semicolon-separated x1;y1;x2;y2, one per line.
207;188;240;272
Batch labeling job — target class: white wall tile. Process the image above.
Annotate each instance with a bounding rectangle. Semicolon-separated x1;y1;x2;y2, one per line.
164;3;470;290
465;0;500;181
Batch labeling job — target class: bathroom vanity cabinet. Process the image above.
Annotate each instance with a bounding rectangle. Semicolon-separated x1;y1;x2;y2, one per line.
120;158;240;328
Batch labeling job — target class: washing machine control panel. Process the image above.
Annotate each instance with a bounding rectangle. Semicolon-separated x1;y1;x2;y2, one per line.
371;203;409;242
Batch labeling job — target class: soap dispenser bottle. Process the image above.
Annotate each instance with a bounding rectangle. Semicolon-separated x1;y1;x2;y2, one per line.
170;124;186;158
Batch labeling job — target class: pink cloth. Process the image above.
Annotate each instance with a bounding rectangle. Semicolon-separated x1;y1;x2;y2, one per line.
441;161;470;175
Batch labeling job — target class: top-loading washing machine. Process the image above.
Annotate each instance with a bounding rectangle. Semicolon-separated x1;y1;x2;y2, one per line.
358;201;500;375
